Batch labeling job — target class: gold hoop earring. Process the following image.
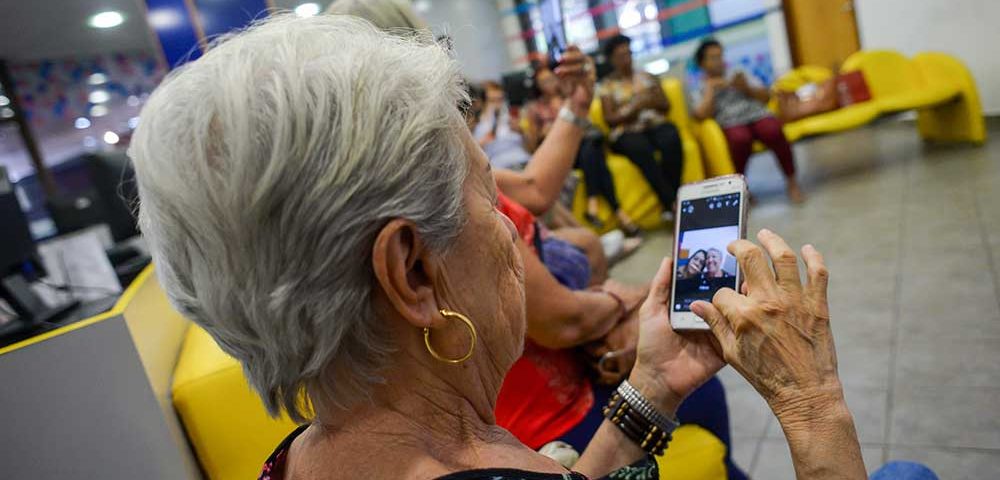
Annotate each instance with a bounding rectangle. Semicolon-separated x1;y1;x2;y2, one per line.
424;309;477;364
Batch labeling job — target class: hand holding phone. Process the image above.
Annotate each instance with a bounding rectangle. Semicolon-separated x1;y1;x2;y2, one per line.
670;175;749;330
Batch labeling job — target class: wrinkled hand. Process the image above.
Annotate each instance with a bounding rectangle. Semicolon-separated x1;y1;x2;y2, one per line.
731;72;750;93
692;230;841;419
584;310;638;385
629;257;726;414
555;45;596;117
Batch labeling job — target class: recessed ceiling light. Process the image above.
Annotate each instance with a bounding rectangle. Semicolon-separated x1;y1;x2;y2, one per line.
90;105;109;117
128;116;140;129
89;90;111;104
75;117;92;129
294;3;320;17
88;73;108;85
103;131;120;145
89;11;124;29
0;95;9;106
1;107;14;119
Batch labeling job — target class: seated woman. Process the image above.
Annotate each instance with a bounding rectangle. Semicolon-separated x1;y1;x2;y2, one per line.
690;38;804;203
526;66;641;237
130;14;923;480
474;81;533;171
599;34;684;221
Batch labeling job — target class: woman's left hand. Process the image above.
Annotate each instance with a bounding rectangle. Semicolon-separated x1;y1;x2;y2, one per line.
555;45;595;117
629;257;726;414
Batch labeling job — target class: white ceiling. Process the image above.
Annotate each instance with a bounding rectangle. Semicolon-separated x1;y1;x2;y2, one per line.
0;0;340;62
0;0;156;61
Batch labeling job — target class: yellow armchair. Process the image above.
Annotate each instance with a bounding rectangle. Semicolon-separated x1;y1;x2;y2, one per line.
575;77;706;232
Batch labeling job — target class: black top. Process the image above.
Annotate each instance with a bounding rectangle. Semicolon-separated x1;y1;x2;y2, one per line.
259;425;659;480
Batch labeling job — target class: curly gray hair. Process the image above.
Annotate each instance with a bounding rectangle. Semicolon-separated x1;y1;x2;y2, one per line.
129;14;469;421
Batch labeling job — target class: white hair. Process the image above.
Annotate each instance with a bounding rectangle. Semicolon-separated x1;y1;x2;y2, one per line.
129;14;469;422
326;0;427;32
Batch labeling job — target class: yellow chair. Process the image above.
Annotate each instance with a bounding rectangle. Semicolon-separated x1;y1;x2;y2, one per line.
576;77;707;232
840;49;958;113
911;52;986;144
172;326;298;480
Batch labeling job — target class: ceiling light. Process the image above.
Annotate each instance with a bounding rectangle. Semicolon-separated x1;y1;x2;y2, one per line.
414;0;432;13
83;136;98;148
89;90;110;104
75;117;92;129
644;59;670;75
0;95;9;106
88;73;108;85
1;107;14;119
90;11;124;29
90;105;109;117
127;95;141;107
128;116;140;129
103;131;120;145
148;8;183;29
294;3;320;17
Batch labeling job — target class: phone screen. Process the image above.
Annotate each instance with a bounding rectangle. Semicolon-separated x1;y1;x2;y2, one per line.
673;192;742;313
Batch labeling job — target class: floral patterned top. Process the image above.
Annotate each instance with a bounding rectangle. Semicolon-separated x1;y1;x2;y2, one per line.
259;425;659;480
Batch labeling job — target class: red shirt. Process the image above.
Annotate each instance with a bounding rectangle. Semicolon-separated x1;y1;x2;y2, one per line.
495;193;593;449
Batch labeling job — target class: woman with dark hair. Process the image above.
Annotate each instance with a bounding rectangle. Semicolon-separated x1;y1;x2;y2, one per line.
677;249;707;280
526;65;642;235
598;34;684;221
691;38;804;203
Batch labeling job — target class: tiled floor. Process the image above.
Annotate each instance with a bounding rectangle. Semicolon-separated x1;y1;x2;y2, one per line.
609;118;1000;479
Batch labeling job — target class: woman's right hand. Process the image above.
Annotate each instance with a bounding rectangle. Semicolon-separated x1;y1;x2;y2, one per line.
691;229;844;421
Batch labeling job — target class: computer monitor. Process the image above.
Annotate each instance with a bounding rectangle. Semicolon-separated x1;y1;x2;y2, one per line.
0;166;35;275
0;166;78;334
87;151;140;242
48;152;140;243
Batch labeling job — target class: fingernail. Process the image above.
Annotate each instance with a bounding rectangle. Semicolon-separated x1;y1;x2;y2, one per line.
759;228;772;236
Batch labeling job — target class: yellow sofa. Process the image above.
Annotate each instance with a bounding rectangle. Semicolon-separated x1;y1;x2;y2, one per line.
695;50;986;173
571;77;719;233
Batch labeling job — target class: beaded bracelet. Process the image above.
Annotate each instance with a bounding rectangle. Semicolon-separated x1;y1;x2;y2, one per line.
602;380;680;456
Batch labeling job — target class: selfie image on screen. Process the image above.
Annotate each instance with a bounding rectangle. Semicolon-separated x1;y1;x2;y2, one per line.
673;193;741;312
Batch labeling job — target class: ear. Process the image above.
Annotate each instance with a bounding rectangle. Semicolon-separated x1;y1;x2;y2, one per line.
371;219;441;329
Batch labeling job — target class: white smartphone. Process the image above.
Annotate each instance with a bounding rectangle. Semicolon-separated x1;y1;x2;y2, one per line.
670;175;749;330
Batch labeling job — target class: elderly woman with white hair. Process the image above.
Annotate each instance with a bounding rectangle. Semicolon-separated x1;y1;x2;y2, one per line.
131;15;870;480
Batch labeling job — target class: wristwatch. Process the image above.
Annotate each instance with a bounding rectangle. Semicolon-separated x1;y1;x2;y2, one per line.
558;106;591;130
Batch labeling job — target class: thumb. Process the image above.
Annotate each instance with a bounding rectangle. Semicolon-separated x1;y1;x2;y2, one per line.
691;301;735;353
646;256;674;305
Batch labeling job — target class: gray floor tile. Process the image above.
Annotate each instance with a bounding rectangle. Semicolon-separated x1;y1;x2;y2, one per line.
886;446;1000;480
890;385;1000;449
729;437;757;476
836;341;892;389
723;381;774;440
895;338;1000;388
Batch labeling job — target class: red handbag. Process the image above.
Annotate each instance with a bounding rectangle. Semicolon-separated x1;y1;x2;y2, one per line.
836;71;872;106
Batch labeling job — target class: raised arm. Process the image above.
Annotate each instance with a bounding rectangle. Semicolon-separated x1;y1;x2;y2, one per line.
495;47;593;216
693;230;866;480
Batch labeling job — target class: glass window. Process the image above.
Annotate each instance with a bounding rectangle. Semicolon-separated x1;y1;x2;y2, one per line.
615;0;663;55
562;0;599;53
